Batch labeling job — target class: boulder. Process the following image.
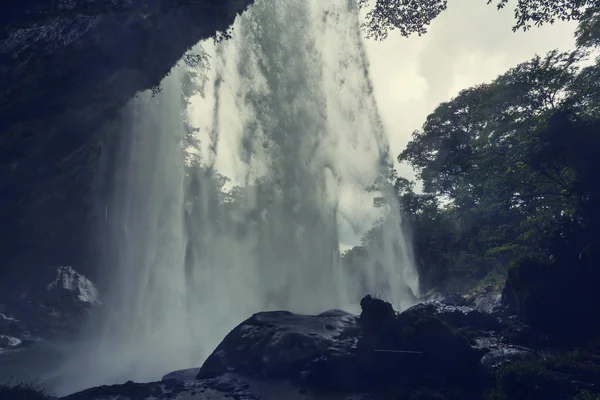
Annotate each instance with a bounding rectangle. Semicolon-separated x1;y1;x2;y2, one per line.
469;332;537;369
423;292;468;307
59;294;564;400
161;367;200;382
405;302;501;331
356;296;483;393
196;309;360;385
0;266;100;354
359;294;396;328
471;293;504;317
196;298;484;394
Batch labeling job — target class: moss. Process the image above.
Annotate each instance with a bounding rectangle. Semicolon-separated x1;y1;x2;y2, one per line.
484;351;600;400
573;390;600;400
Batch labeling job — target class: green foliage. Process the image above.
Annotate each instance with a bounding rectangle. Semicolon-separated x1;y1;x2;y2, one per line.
388;45;600;293
484;351;600;400
358;0;599;40
0;382;56;400
358;0;448;40
576;7;600;48
574;390;600;400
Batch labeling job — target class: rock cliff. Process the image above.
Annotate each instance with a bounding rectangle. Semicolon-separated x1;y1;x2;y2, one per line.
0;0;253;288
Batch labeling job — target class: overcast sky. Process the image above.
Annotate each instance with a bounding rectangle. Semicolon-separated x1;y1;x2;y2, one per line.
362;0;579;181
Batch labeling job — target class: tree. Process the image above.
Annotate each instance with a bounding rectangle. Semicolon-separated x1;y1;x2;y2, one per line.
575;6;600;47
394;48;600;292
358;0;599;40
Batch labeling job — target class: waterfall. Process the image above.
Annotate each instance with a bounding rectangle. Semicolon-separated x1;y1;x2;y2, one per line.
53;0;419;394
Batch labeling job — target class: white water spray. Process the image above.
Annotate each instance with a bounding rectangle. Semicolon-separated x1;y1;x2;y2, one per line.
54;0;418;394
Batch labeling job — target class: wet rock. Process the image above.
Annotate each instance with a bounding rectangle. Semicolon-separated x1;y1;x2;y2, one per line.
469;332;537;369
424;292;468;307
45;266;101;307
161;367;200;382
359;295;396;329
0;266;100;354
65;373;270;400
59;294;552;399
480;345;537;369
405;302;501;331
471;293;504;316
197;309;359;384
355;296;482;393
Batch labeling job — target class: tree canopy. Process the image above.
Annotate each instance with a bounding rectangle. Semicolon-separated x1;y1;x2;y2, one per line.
343;30;600;293
359;0;600;40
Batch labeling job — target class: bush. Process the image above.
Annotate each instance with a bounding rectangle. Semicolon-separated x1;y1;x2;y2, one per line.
502;256;600;344
0;382;56;400
484;351;600;400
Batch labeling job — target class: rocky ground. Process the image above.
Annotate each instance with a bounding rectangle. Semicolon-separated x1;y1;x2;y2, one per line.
0;266;101;383
4;289;595;400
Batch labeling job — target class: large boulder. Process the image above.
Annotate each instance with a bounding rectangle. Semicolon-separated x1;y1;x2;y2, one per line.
196;297;487;395
196;309;360;386
61;294;585;400
358;296;487;396
423;292;468;307
471;293;504;317
161;367;200;382
405;302;501;331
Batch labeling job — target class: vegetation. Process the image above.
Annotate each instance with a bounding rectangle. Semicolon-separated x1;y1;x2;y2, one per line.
359;0;600;40
342;14;600;400
0;381;55;400
343;11;600;298
483;351;600;400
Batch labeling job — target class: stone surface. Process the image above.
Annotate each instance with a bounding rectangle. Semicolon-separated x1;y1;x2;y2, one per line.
62;372;357;400
161;367;200;382
0;266;100;353
0;0;254;286
405;301;501;331
197;309;360;384
423;291;468;307
51;293;562;399
471;293;504;317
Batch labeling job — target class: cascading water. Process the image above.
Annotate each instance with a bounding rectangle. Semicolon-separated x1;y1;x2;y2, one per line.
53;0;419;395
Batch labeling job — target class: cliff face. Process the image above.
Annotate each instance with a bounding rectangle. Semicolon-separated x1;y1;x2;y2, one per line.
0;0;253;290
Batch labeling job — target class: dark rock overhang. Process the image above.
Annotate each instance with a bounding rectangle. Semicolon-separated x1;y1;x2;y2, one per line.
0;0;253;276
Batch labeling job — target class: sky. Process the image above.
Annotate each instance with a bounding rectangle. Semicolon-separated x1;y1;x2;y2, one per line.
362;0;580;181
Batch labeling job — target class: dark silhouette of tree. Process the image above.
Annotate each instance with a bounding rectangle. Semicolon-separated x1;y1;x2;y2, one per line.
344;44;600;293
358;0;599;40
